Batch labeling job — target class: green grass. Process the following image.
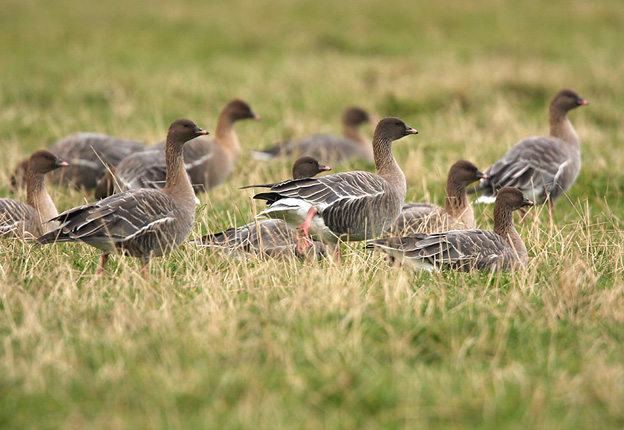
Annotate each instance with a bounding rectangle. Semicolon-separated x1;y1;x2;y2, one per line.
1;0;624;428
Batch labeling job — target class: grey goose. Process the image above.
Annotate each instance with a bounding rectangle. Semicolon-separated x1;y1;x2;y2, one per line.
1;150;68;238
367;187;534;271
194;156;331;259
251;107;373;164
37;119;208;274
393;160;487;235
96;99;259;198
10;133;145;191
471;89;588;220
246;117;417;254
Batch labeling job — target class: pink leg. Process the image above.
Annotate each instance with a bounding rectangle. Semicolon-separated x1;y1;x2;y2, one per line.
331;244;342;266
97;253;110;275
548;200;555;225
297;207;318;254
518;208;528;224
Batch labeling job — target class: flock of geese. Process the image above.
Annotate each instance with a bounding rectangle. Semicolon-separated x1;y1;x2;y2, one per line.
0;89;588;274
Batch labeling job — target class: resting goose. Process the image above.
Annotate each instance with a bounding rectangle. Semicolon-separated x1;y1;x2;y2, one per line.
246;117;417;253
367;187;534;271
1;150;68;238
471;89;588;220
251;107;373;164
194;156;331;259
392;160;487;234
97;99;259;198
10;133;145;191
37;119;208;274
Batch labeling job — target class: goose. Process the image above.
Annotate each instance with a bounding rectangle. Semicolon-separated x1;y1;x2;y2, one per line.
392;160;487;234
194;156;331;259
367;187;534;271
36;119;208;274
1;150;68;238
245;117;417;254
471;89;588;220
251;107;373;164
96;99;259;198
10;133;145;191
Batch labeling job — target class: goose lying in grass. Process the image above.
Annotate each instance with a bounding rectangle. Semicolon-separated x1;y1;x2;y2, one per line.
393;160;487;234
251;106;373;164
11;134;144;192
193;156;331;260
367;187;533;271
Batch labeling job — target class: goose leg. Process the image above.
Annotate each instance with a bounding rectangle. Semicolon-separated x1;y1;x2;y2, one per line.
331;244;342;266
548;200;555;225
97;252;110;275
140;256;151;278
296;207;317;254
518;208;528;224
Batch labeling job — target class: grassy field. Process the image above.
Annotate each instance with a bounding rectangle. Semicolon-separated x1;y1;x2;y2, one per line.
1;0;623;428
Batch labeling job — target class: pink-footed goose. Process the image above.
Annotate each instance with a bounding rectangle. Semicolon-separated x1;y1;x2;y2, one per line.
193;156;331;259
471;89;588;220
37;119;208;274
246;117;417;254
1;150;69;238
367;187;534;271
96;99;259;198
251;107;373;164
393;160;487;234
10;134;145;191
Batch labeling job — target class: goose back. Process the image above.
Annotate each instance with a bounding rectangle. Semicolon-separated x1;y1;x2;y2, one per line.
0;199;37;238
251;107;372;164
194;219;327;260
47;133;145;190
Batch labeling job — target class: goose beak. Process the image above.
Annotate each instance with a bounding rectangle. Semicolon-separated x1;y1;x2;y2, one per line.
522;197;534;207
405;127;418;135
318;163;332;172
579;99;589;106
252;114;261;121
478;171;488;179
195;126;209;135
56;159;69;167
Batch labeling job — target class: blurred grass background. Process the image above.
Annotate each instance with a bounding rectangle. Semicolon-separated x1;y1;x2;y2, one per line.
1;0;623;429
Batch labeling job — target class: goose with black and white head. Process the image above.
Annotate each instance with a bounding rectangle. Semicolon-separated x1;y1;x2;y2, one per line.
246;117;417;254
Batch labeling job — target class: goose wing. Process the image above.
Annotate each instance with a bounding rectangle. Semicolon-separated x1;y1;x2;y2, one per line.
0;199;35;237
194;219;297;251
253;171;386;208
476;137;570;200
115;150;168;190
37;189;180;245
367;229;506;271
